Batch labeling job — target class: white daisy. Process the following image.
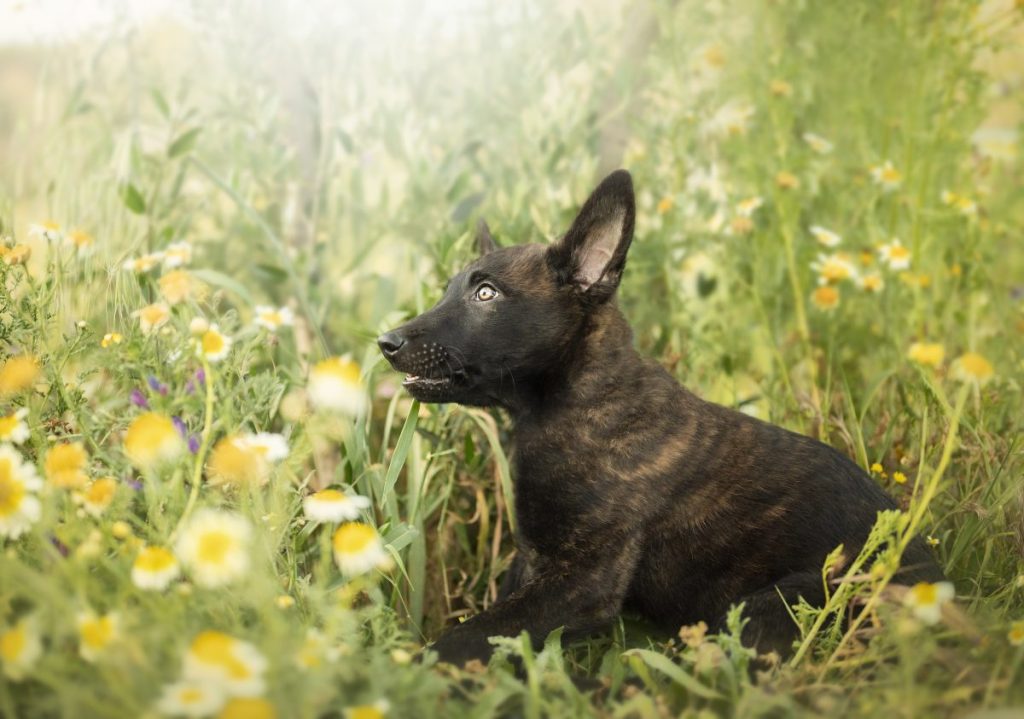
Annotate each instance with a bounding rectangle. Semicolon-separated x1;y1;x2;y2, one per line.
870;160;902;191
332;522;390;576
308;357;367;416
132;545;181;591
0;617;42;681
0;445;42;539
28;220;62;242
122;252;165;273
76;611;119;662
196;325;232;363
903;581;955;625
239;433;289;463
253;305;295;332
878;239;912;270
809;225;841;248
155;679;227;718
174;509;252;588
802;132;834;154
182;630;268;697
163;241;193;268
0;408;30;445
303;489;371;523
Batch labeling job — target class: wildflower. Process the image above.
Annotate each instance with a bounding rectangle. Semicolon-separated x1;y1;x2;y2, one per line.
809;225;841;247
132;545;181;591
802;132;834;154
775;171;800;190
655;196;674;215
0;446;42;539
136;302;171;335
0;618;42;680
769;79;793;97
903;581;954;625
124;412;185;470
303;489;371;523
159;270;196;305
111;520;133;539
77;611;119;662
0;355;40;397
858;273;884;292
175;509;252;588
736;196;763;217
1009;620;1024;647
952;352;994;384
812;253;858;285
344;701;390;719
941;191;977;216
274;595;295;609
926;535;940;547
729;216;754;235
678;620;709;649
81;477;117;517
252;305;295;334
122;252;165;273
28;220;62;242
878;239;911;270
1;244;31;266
706;100;755;137
892;471;907;484
295;628;336;669
870;160;902;190
0;408;29;445
183;630;267;697
44;442;89;489
241;433;288;463
218;697;278;719
907;342;945;368
332;522;389;576
870;462;884;475
810;286;840;311
65;229;94;253
189;317;210;335
163;241;193;268
101;332;124;348
700;43;726;69
196;325;232;363
156;679;227;718
206;436;271;487
308;357;367;416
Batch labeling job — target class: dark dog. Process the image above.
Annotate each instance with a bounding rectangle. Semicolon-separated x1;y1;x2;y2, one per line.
377;170;944;667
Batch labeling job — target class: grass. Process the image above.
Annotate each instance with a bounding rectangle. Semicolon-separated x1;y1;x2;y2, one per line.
0;0;1022;716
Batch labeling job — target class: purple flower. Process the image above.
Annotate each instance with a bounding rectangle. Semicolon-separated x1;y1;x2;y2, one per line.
195;368;206;386
124;477;143;491
148;376;169;396
188;435;201;454
130;389;149;409
50;535;70;558
172;416;187;438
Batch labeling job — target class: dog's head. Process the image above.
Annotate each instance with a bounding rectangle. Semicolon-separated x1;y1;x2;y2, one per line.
377;169;635;406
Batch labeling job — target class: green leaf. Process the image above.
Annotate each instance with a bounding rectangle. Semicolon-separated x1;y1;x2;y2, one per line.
189;268;255;306
381;401;419;505
168;128;202;158
119;183;146;214
622;649;723;699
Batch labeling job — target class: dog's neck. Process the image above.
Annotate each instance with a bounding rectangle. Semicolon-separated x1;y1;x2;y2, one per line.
502;302;643;418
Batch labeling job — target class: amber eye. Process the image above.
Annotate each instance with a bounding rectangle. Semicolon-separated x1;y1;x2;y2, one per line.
474;283;499;302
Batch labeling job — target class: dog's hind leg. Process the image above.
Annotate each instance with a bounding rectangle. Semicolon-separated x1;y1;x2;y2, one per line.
714;571;825;657
497;551;530;602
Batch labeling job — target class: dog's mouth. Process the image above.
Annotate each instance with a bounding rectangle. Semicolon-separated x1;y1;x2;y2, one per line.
401;373;454;390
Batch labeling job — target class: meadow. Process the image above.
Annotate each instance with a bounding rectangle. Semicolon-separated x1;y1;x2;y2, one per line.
0;0;1022;716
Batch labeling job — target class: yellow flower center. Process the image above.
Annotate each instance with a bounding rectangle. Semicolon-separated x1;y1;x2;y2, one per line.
207;437;266;486
135;546;177;572
888;245;910;261
0;356;40;397
811;286;839;309
348;707;385;719
124;412;181;468
202;330;226;356
909;582;937;605
190;631;252;679
313;489;346;503
85;478;117;507
908;343;945;368
0;460;26;517
80;616;115;649
314;357;361;384
333;522;377;555
159;270;193;305
45;442;89;488
0;414;20;438
139;303;170;331
67;230;93;248
957;352;994;381
197;530;235;566
218;697;277;719
0;624;26;662
260;311;283;326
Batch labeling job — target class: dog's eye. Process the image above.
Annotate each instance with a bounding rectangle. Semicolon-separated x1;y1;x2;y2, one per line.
473;283;499;302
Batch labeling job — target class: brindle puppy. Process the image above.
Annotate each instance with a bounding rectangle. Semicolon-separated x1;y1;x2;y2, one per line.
377;170;944;667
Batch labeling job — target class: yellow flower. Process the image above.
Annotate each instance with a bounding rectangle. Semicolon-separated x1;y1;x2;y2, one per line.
729;216;754;235
344;701;390;719
76;610;118;662
769;79;793;97
809;225;841;248
175;509;252;588
1009;620;1024;647
183;630;267;697
858;273;884;292
656;196;674;215
892;471;907;484
903;581;954;625
196;325;232;363
878;239;911;270
136;302;171;335
111;520;133;539
253;305;295;332
1;244;31;266
65;229;94;253
303;488;372;523
0;355;40;397
122;252;165;273
926;535;940;547
802;132;834;154
81;477;117;517
870;160;902;190
701;43;726;68
159;270;196;305
870;462;884;475
28;219;62;242
0;618;42;681
156;679;226;717
810;285;840;311
308;357;367;416
0;408;29;445
100;332;123;348
274;595;295;609
123;412;184;470
132;545;181;591
44;442;89;489
775;171;800;190
332;522;389;576
218;697;278;719
163;241;193;268
736;196;763;217
953;352;994;384
907;342;945;369
0;444;41;540
206;436;270;487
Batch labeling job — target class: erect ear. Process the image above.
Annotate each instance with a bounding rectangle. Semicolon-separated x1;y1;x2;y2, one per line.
546;170;635;302
475;219;498;256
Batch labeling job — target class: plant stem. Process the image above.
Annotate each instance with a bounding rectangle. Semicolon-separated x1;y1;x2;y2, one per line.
168;359;215;544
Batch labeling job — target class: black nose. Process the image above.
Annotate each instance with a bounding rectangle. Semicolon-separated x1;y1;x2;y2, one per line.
377;331;406;360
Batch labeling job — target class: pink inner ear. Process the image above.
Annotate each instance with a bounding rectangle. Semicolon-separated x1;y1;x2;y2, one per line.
574;208;625;290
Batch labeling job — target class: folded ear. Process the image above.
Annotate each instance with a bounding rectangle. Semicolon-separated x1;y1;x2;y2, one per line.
547;170;635;302
476;219;498;256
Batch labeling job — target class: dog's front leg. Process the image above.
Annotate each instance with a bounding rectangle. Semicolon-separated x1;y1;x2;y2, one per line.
430;534;640;666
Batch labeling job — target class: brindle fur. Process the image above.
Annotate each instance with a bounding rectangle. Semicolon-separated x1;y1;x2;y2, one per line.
378;170;944;666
